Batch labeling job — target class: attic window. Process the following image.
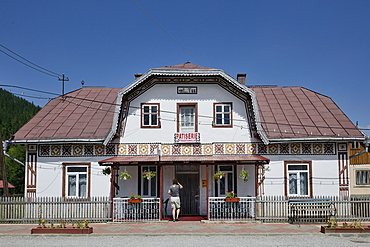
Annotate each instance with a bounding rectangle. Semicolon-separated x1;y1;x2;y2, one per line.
213;103;232;127
141;103;161;128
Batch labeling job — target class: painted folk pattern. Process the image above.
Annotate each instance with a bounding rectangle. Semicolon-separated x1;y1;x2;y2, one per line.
38;142;336;157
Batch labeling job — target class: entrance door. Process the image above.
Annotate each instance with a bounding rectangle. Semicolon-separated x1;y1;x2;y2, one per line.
176;172;200;215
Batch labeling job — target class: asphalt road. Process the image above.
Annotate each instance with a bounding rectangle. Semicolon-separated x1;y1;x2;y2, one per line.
0;234;370;247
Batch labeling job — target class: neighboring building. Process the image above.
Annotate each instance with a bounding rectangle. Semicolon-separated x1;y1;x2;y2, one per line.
0;180;15;195
0;180;15;189
11;62;365;217
349;140;370;196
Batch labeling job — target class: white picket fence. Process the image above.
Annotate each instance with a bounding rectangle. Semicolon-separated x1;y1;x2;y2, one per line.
0;196;111;224
1;195;370;224
255;195;370;223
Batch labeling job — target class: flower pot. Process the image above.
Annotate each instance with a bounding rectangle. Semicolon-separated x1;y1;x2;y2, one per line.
128;198;142;203
321;226;370;234
226;198;240;202
31;227;93;234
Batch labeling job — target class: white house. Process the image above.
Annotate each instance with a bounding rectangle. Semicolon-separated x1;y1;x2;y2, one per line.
11;62;365;218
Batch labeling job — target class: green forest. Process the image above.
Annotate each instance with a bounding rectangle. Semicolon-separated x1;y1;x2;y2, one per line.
0;88;41;195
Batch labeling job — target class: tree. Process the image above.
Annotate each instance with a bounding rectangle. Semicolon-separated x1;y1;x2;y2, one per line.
0;88;41;195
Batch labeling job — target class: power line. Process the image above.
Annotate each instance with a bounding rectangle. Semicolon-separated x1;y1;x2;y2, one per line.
0;84;60;96
131;0;204;66
12;92;52;100
3;85;370;133
0;44;62;77
56;96;370;133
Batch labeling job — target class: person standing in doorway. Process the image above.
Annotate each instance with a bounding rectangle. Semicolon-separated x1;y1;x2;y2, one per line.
168;178;183;222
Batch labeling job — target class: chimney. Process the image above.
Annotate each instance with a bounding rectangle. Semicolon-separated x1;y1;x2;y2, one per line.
237;74;246;85
134;73;143;80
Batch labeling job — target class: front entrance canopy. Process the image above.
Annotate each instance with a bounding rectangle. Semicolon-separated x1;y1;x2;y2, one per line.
98;155;269;166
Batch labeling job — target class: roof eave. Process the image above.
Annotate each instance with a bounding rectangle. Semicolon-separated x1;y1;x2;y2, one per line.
267;137;365;143
104;90;124;145
11;138;105;145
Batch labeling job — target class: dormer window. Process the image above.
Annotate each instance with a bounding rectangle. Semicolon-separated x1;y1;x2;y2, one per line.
141;103;160;128
213;103;232;127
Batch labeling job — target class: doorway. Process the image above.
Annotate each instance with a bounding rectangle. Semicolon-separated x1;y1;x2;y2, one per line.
176;166;200;215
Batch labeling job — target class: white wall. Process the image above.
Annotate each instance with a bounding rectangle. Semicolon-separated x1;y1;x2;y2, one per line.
34;156;110;197
236;165;256;197
121;83;257;143
115;166;139;198
263;155;340;196
33;153;342;198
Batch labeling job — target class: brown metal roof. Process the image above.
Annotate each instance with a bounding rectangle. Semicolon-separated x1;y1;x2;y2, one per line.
155;62;216;70
250;86;363;139
12;65;364;143
98;155;269;165
13;87;122;141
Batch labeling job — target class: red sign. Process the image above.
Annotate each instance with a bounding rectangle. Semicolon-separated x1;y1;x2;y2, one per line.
174;133;200;143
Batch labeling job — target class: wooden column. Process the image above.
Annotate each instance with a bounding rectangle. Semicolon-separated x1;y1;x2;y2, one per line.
159;164;163;220
110;165;115;220
205;164;209;219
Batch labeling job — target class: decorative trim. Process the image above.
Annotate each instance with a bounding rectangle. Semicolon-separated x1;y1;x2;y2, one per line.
37;142;337;157
26;152;37;197
28;145;37;151
338;143;348;151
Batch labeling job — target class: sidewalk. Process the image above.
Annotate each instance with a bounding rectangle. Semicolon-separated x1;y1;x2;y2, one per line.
0;221;323;236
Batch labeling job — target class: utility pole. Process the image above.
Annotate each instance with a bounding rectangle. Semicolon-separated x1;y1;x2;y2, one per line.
58;73;69;96
0;121;9;197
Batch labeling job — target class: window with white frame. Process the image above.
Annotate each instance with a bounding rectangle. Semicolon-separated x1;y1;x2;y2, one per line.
179;105;196;133
356;170;370;185
141;166;157;197
141;103;160;128
213;103;232;127
287;163;309;196
217;165;234;196
66;166;88;198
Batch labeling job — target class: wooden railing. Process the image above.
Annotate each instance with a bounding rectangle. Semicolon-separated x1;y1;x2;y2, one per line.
113;198;161;222
0;196;111;224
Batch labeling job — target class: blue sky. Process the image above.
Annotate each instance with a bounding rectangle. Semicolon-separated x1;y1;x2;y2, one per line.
1;0;369;134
